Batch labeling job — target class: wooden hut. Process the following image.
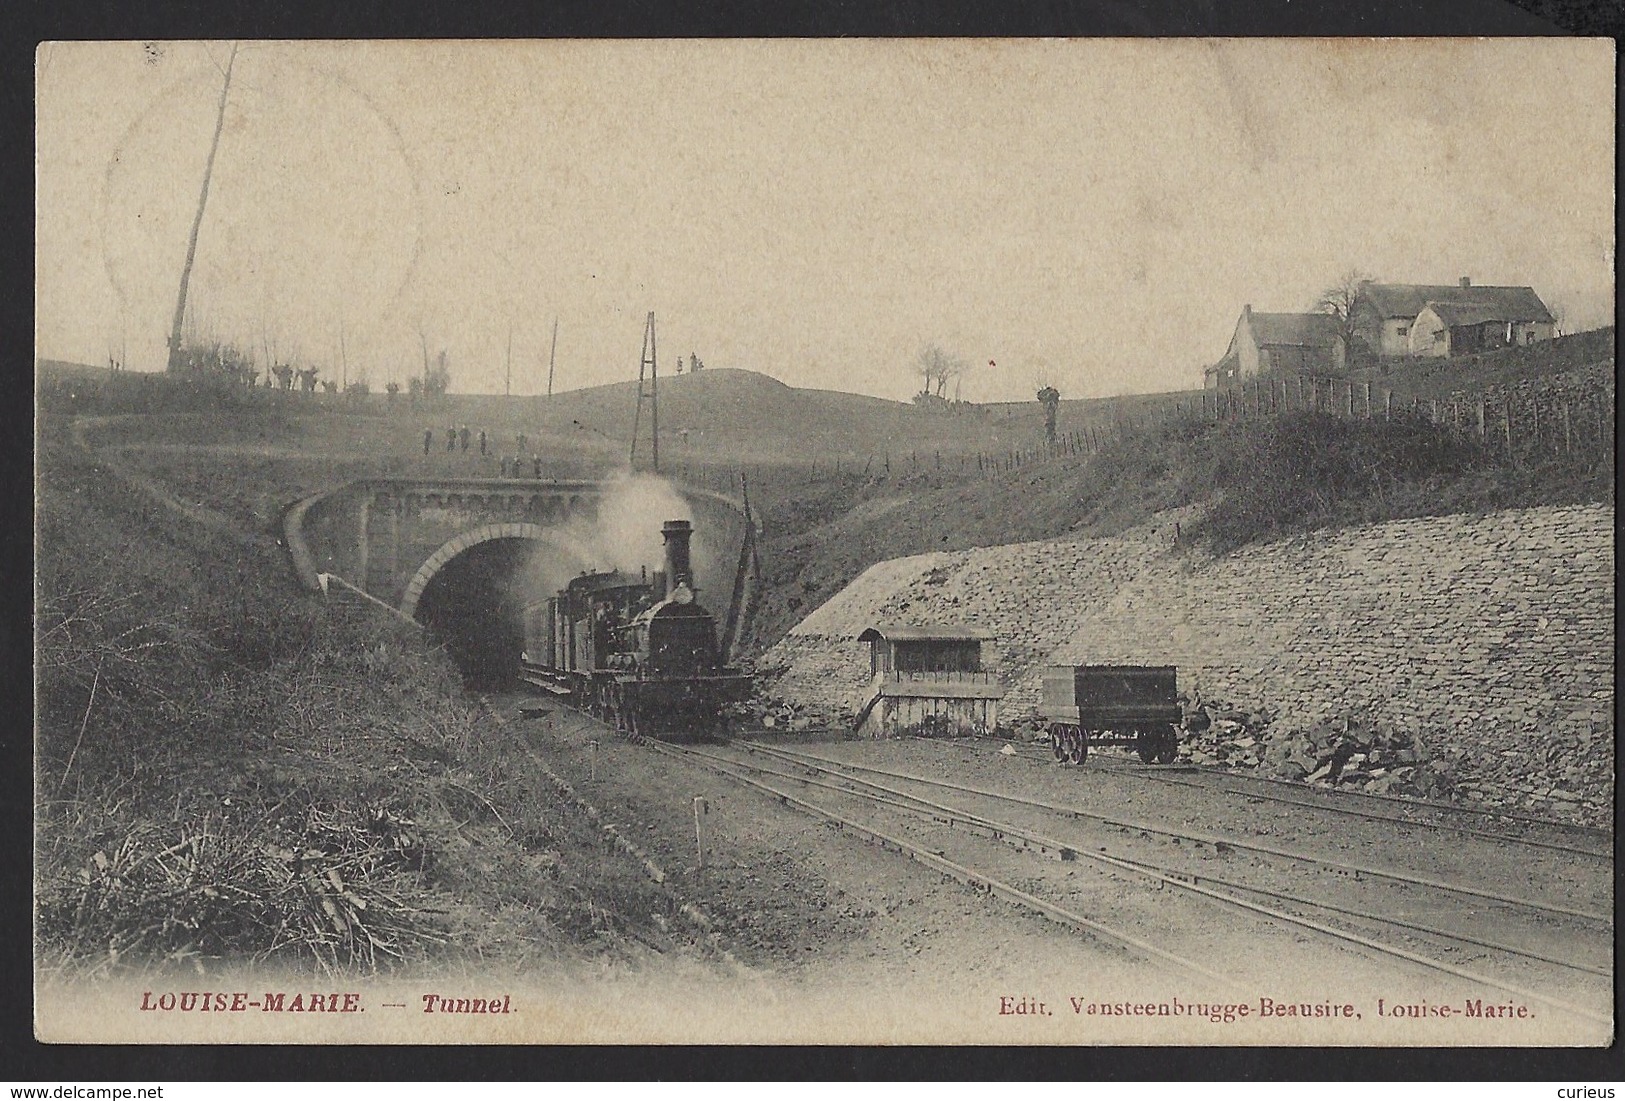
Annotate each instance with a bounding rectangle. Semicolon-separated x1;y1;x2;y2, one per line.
852;625;1004;738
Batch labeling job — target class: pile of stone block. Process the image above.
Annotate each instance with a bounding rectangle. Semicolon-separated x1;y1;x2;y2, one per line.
1182;706;1455;800
1179;703;1613;827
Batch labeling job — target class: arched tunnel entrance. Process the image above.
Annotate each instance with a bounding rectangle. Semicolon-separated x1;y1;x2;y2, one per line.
414;537;540;688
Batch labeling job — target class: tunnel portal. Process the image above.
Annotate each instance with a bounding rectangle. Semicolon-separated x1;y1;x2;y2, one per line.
414;537;545;687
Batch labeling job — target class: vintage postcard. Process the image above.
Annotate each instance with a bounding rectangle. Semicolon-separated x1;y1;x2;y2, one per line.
34;38;1613;1046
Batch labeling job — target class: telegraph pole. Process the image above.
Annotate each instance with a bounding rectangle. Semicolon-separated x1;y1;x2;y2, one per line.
505;323;513;397
167;42;237;372
546;316;559;398
629;311;659;473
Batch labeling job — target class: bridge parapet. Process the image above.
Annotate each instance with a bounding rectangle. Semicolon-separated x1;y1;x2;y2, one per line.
288;476;755;654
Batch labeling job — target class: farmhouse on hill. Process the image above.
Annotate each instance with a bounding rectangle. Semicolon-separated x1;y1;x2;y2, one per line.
1203;305;1344;390
1353;277;1556;358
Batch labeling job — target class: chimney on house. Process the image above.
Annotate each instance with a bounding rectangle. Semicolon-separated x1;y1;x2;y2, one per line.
1243;304;1252;321
1459;276;1472;288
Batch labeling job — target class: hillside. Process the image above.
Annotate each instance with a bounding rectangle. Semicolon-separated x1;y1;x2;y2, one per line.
458;367;1208;468
1350;326;1615;400
44;359;1195;474
742;401;1615;654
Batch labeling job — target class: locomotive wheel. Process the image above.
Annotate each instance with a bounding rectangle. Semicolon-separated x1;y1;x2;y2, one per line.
1049;724;1069;762
1070;728;1088;765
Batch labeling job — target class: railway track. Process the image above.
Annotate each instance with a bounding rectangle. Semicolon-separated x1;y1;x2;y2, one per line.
751;741;1611;921
550;706;1240;988
911;733;1612;859
718;740;1612;1025
521;694;1612;1028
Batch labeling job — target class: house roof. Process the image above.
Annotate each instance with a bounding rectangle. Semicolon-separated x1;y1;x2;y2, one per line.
857;625;995;644
1247;311;1342;349
1424;301;1521;328
1359;283;1553;323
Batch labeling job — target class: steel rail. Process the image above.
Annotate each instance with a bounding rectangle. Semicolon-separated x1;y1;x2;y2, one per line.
728;743;1610;978
729;742;1612;1025
939;732;1612;838
1012;742;1610;860
1182;755;1613;835
748;743;1612;925
1075;750;1612;858
546;705;1242;989
624;733;1242;990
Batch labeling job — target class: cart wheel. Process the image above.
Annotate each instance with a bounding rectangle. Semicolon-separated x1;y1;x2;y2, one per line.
1155;727;1179;765
1050;724;1068;762
1069;727;1088;765
1136;729;1159;765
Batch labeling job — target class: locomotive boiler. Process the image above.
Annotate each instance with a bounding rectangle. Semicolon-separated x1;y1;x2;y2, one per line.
519;519;752;739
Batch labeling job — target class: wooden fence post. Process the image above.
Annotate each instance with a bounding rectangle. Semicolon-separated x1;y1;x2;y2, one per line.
1363;381;1372;419
1563;400;1572;454
1476;398;1486;441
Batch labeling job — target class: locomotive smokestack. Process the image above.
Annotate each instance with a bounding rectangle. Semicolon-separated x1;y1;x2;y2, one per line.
662;519;693;598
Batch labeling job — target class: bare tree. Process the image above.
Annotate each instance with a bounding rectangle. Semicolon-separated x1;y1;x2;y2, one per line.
914;343;969;400
416;324;451;397
425;350;451;397
1315;268;1376;365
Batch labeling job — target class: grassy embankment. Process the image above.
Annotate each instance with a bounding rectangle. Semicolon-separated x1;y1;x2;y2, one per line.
34;431;722;979
744;390;1613;652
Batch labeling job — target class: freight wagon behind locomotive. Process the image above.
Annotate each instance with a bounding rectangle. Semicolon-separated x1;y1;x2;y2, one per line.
1041;664;1182;764
519;519;752;739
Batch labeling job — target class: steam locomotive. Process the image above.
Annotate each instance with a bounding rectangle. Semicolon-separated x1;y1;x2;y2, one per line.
518;519;753;739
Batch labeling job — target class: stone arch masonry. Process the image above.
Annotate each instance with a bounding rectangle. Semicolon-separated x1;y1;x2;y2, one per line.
399;521;560;620
287;476;757;654
762;504;1613;815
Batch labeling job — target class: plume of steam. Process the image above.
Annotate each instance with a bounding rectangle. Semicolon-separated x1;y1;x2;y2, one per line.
510;472;714;613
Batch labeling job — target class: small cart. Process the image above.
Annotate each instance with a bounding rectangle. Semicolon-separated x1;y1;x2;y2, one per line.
1040;664;1181;765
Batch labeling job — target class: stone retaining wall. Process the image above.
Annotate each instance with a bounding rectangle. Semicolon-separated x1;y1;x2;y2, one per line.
762;504;1613;818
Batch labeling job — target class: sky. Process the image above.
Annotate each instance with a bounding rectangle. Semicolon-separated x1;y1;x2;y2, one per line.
35;39;1615;403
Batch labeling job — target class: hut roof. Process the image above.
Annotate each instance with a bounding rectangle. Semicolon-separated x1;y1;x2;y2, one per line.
857;624;995;643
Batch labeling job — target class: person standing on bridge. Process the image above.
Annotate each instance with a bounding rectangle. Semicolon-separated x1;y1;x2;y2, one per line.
478;428;488;456
423;427;433;456
459;425;471;453
446;424;457;452
532;454;542;478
